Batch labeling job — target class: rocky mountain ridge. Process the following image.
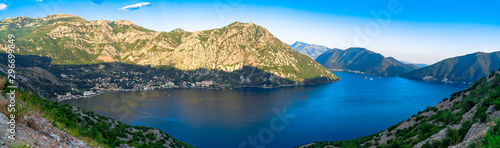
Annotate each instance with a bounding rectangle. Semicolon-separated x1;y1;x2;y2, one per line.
0;14;338;83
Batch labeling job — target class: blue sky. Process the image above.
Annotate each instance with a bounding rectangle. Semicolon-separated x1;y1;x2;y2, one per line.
1;0;500;64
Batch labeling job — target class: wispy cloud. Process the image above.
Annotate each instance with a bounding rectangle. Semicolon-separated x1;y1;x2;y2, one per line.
0;3;7;11
119;2;151;11
36;0;43;2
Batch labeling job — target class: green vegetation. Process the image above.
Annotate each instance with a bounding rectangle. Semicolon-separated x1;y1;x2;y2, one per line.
422;120;472;147
315;47;419;76
300;71;500;148
0;76;193;148
480;119;500;147
8;142;30;148
257;39;338;81
108;21;154;34
1;16;338;84
402;51;500;83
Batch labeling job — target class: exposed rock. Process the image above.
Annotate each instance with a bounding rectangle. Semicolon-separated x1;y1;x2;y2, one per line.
0;14;338;83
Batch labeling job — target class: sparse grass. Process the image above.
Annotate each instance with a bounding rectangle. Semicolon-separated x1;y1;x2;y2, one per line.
8;142;30;148
0;74;193;148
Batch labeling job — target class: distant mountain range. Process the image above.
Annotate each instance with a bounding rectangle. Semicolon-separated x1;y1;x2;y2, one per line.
293;41;500;83
315;47;419;76
0;14;338;87
290;41;333;59
401;61;429;68
402;51;500;83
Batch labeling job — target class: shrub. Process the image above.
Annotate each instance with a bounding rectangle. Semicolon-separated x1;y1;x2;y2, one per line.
474;106;488;123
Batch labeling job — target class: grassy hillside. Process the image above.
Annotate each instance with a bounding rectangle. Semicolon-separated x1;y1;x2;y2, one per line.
0;14;338;83
0;74;193;148
402;51;500;83
299;68;500;148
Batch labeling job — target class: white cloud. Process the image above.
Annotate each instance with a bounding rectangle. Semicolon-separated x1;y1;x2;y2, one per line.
36;0;43;2
0;3;7;11
119;2;151;11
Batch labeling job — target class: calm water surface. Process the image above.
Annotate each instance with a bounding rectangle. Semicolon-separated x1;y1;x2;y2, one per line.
62;72;470;148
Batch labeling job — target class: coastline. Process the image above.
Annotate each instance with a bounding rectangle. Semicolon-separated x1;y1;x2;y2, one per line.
57;77;340;102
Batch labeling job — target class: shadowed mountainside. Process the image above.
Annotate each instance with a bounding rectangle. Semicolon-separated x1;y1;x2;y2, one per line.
315;47;418;76
0;53;332;100
402;51;500;83
0;14;338;83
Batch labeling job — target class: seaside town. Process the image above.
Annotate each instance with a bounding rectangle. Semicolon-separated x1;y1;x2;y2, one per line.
55;66;215;101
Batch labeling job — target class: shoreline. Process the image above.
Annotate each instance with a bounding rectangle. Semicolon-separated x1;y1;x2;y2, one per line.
57;79;340;102
331;70;474;85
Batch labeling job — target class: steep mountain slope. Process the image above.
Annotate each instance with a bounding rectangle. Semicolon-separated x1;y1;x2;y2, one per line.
315;47;418;76
0;14;338;83
0;53;330;99
290;41;333;59
300;69;500;148
0;108;89;147
0;76;193;147
402;51;500;83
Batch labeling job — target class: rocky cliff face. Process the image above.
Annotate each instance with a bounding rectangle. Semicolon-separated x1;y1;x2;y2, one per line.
402;51;500;83
0;14;338;83
315;47;418;76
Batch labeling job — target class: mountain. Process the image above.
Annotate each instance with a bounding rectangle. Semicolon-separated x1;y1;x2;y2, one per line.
300;69;500;148
290;41;333;59
401;61;429;68
0;14;338;84
402;51;500;83
315;47;419;76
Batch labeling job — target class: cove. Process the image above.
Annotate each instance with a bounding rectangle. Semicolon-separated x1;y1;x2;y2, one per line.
61;72;470;148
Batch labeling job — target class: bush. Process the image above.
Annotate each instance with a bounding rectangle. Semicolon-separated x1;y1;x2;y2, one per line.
474;106;488;123
146;133;156;141
462;100;476;112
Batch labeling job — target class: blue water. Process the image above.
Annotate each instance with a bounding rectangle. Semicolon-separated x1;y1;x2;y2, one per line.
61;72;469;148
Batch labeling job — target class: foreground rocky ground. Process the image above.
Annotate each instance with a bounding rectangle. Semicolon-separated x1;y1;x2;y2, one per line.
0;74;193;148
0;99;89;147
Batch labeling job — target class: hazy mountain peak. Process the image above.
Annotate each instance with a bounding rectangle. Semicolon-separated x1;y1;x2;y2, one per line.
290;41;333;59
170;28;188;33
291;41;306;46
401;61;429;68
